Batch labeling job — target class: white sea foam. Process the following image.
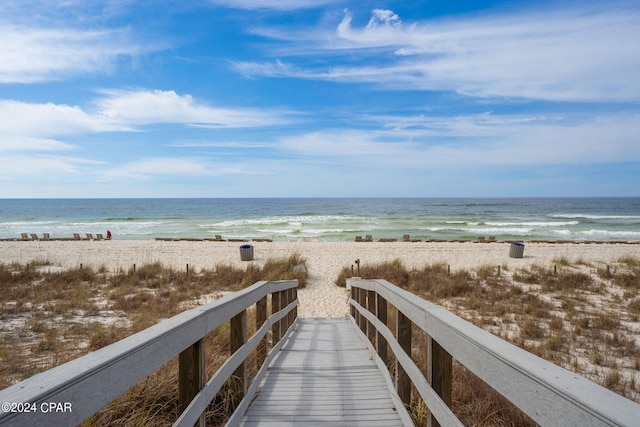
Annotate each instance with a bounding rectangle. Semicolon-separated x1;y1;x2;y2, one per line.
579;230;640;239
468;227;534;235
485;221;580;227
551;214;640;220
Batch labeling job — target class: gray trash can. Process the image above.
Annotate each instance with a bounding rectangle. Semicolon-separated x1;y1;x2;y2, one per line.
509;242;525;258
240;244;254;261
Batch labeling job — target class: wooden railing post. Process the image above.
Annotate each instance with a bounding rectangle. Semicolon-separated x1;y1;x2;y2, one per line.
256;296;267;368
179;338;205;427
279;290;287;338
376;293;388;365
271;291;281;344
293;286;298;320
287;287;295;328
366;289;376;344
358;288;366;334
353;287;360;328
396;311;412;405
350;285;356;318
429;338;452;427
230;310;247;400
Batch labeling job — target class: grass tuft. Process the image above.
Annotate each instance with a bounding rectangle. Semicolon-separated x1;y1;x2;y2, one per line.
0;255;307;425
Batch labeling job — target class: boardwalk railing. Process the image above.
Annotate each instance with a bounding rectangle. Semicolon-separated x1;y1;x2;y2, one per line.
0;280;298;427
349;278;640;427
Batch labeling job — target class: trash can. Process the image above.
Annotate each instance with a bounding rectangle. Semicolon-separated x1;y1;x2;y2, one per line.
509;242;525;258
239;244;254;261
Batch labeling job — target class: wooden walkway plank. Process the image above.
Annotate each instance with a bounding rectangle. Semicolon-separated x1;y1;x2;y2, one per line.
236;319;412;427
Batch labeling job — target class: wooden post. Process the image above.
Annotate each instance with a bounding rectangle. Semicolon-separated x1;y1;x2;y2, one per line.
376;293;388;365
279;290;287;338
429;338;452;427
179;338;205;427
350;285;356;318
353;287;360;328
256;296;268;368
287;288;294;329
366;289;376;344
230;310;247;399
358;288;366;333
396;311;412;405
293;286;298;320
271;291;281;344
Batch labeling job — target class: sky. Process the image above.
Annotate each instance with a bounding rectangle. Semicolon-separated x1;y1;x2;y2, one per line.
1;0;639;198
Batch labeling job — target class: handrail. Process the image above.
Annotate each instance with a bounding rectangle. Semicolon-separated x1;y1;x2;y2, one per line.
349;279;640;427
0;280;298;427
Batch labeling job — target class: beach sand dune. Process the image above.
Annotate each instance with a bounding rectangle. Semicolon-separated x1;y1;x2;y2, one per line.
1;240;638;317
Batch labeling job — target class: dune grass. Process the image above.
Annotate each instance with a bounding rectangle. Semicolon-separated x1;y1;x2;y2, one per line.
0;254;306;426
336;256;640;425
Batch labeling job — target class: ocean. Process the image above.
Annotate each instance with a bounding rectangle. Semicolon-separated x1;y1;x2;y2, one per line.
0;198;639;242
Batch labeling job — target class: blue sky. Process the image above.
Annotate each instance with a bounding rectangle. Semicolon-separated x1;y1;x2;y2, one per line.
1;0;639;198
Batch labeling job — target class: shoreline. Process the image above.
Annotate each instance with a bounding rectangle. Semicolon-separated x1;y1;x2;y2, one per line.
2;240;638;318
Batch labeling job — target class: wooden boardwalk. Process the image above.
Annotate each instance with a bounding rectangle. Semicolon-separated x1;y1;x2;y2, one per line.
238;318;411;426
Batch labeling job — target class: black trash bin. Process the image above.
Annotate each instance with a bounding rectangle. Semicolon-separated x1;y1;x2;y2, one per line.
239;244;254;261
509;242;525;258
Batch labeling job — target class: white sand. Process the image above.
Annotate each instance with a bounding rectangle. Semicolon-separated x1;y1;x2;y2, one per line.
1;240;638;317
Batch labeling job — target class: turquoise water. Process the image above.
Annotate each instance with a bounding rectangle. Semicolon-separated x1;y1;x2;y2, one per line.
0;198;639;242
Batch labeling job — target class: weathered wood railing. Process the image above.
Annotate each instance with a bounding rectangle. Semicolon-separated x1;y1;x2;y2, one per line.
0;280;298;427
349;278;640;427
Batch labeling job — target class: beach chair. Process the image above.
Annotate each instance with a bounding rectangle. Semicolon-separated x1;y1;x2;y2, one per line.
42;233;51;241
355;236;363;242
95;233;104;240
488;236;496;243
86;233;94;240
30;233;39;241
73;233;81;240
20;233;30;241
364;235;373;242
475;236;486;243
403;234;411;242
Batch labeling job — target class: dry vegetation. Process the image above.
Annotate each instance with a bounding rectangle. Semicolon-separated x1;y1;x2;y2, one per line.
0;254;306;426
336;256;640;426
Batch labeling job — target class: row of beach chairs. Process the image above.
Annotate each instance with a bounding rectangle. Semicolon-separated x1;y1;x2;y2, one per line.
155;235;273;242
354;234;640;244
355;234;439;242
0;233;110;241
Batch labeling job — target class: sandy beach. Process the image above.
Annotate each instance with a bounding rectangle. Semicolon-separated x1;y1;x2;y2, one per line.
1;240;638;318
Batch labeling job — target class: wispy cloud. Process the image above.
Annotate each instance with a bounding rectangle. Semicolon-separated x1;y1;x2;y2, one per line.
0;89;291;152
95;89;291;128
0;0;165;83
0;154;101;180
0;25;148;84
208;0;340;11
239;6;640;101
0;99;125;139
96;156;282;182
276;112;640;168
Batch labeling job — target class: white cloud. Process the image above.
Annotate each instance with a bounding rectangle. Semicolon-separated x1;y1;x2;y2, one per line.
0;154;101;178
0;136;74;152
208;0;339;11
244;6;640;101
276;112;640;169
0;100;126;138
95;89;290;128
367;9;402;28
0;25;146;83
0;89;291;155
96;156;279;182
